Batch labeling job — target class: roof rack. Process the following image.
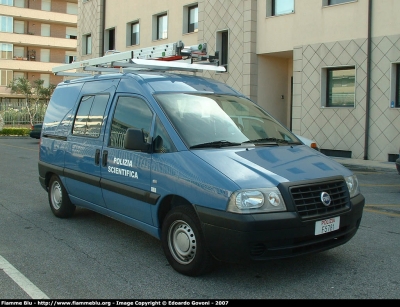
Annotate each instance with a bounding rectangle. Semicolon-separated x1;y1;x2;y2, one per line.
53;41;225;77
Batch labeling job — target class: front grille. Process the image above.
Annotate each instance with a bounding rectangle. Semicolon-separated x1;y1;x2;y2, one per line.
290;179;350;219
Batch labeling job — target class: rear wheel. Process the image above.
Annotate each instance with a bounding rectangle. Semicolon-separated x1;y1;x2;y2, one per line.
161;205;215;276
48;175;75;218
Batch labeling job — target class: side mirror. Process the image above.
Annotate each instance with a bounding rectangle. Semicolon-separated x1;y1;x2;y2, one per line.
124;128;149;151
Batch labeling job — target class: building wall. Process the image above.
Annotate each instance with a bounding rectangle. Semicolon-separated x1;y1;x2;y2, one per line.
293;34;400;161
78;0;104;59
257;0;369;54
198;0;257;102
0;0;77;100
77;0;256;100
103;0;199;51
255;0;400;161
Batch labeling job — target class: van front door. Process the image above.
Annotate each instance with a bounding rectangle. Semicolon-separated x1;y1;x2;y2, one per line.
100;95;154;226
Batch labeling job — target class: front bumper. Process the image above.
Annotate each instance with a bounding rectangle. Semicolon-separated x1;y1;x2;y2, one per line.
196;193;365;263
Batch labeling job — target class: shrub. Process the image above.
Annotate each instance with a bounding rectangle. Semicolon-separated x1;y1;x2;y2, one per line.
0;127;30;136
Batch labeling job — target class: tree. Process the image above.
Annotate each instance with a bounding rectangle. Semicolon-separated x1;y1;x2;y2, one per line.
8;77;55;126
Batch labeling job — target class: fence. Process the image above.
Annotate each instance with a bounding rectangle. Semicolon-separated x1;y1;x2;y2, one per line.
0;99;47;126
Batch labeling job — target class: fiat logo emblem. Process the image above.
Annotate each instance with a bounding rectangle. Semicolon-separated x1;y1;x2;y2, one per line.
321;192;331;206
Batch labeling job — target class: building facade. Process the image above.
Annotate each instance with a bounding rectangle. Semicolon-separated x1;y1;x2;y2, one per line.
0;0;77;114
74;0;399;163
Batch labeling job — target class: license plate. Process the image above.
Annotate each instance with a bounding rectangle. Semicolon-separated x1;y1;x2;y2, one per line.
315;216;340;235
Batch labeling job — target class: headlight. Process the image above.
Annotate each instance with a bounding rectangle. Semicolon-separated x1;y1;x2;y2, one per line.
227;188;287;214
345;174;360;198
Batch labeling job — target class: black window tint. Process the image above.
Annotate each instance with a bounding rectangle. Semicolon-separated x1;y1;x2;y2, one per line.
396;64;400;108
221;31;228;72
110;96;153;149
73;94;109;137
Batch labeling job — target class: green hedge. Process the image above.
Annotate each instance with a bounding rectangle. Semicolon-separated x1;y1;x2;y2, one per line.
0;128;30;136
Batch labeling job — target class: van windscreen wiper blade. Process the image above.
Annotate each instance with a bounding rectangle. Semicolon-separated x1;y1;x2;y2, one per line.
243;137;289;144
190;140;242;149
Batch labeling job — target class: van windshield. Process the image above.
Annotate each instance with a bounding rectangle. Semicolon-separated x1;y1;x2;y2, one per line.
154;93;301;149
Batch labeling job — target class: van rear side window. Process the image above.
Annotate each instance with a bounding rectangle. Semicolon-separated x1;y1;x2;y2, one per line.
72;94;109;137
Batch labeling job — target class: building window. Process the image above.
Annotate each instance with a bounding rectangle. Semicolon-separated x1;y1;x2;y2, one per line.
66;2;78;15
396;64;400;108
131;22;139;46
157;13;168;40
66;27;77;39
13;72;25;80
41;24;50;37
14;20;24;34
0;16;13;33
328;0;352;5
325;67;355;107
188;5;198;33
217;30;228;72
14;46;24;58
0;0;13;6
65;54;76;64
272;0;294;16
105;28;115;51
0;70;12;86
0;43;13;59
14;0;24;7
83;34;92;55
40;49;50;62
41;0;51;11
40;74;50;88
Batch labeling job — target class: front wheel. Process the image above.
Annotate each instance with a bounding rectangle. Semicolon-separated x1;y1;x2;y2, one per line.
161;206;215;276
48;175;75;218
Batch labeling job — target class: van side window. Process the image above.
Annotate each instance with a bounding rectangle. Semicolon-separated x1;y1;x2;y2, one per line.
72;94;109;137
153;117;176;153
110;96;153;148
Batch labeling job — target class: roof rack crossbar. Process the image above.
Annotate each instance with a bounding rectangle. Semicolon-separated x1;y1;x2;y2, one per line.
53;51;134;74
54;72;95;77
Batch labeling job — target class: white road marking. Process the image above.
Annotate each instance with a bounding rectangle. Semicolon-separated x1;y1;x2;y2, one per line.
0;255;49;299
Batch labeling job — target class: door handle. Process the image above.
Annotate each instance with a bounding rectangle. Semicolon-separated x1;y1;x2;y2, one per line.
102;150;108;167
95;149;100;165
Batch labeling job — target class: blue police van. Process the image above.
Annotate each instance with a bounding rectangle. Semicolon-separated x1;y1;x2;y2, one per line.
38;49;365;276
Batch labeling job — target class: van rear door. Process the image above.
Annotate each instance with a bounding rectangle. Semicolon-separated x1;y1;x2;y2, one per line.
64;94;110;208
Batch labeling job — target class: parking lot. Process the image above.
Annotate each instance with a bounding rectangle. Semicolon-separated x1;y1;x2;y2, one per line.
0;137;399;299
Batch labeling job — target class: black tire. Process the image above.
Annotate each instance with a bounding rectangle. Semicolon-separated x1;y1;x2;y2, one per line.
48;175;76;218
161;205;216;276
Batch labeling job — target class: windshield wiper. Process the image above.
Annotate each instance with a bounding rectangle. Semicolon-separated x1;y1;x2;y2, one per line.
243;137;290;144
190;140;242;149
